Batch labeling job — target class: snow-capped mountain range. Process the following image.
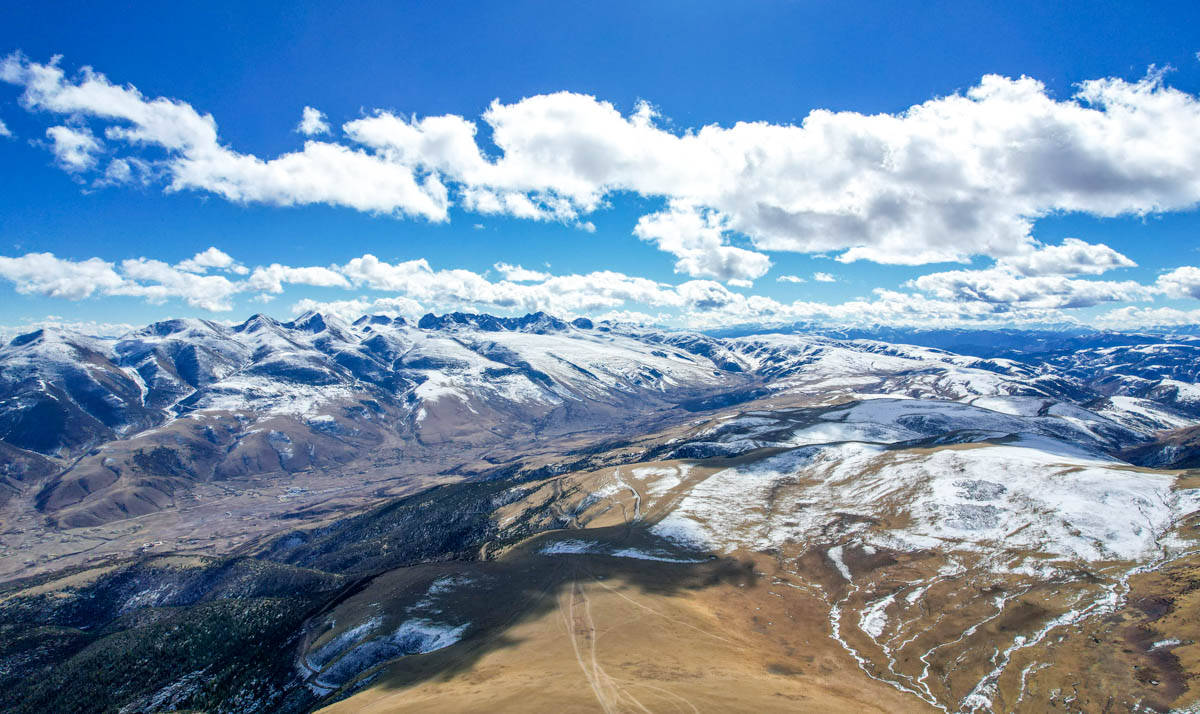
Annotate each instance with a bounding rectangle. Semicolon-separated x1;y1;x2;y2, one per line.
2;311;1199;531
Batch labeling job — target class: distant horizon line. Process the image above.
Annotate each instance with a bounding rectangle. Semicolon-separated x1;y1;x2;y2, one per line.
5;307;1200;343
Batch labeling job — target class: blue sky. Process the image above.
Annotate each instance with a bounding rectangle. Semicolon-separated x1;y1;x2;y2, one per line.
1;1;1200;333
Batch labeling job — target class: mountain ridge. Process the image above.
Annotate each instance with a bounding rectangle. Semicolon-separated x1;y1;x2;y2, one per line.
2;310;1198;537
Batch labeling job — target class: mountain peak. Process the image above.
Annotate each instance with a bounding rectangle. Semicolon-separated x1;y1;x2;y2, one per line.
7;328;47;348
286;311;328;333
415;311;573;333
234;313;283;333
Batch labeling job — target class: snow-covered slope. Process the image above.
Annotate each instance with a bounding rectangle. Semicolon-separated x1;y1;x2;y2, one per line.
497;395;1200;712
651;400;1196;566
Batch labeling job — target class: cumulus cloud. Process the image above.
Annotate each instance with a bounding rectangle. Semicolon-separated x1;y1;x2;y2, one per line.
45;125;100;171
900;238;1152;311
1156;265;1200;299
633;202;770;281
0;247;685;317
291;295;425;321
114;258;243;310
998;237;1136;276
6;54;1200;275
1;55;449;219
0;117;10;137
494;262;550;282
176;247;248;274
296;106;330;136
813;272;836;283
0;248;340;310
908;266;1152;309
246;263;351;294
336;70;1200;267
336;254;685;315
0;252;123;299
3;245;1196;330
776;274;806;283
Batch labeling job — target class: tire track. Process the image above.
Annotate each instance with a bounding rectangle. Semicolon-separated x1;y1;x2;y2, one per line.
560;574;666;714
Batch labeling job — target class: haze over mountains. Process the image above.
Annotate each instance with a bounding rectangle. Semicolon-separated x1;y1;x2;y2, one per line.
1;311;1200;711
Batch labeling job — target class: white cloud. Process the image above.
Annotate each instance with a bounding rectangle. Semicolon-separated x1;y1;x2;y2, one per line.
813;272;836;283
0;248;343;311
447;70;1200;267
494;262;550;282
296;106;330;136
1156;265;1200;299
2;55;449;219
246;263;351;294
176;246;246;274
776;274;807;283
103;158;132;183
0;319;135;344
897;238;1152;311
0;117;10;137
633;202;770;281
0;243;1187;330
336;254;685;315
998;237;1135;276
0;251;1195;329
459;186;574;223
1095;305;1200;329
0;245;1157;325
589;309;668;325
114;258;242;311
0;252;123;299
291;295;425;321
908;266;1152;309
45;125;100;171
6;54;1200;276
173;141;450;218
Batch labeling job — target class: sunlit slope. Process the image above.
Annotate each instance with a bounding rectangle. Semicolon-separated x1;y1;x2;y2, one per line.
315;534;929;714
316;399;1200;712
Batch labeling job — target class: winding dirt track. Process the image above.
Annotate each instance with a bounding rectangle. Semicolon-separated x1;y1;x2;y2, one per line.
560;574;696;714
